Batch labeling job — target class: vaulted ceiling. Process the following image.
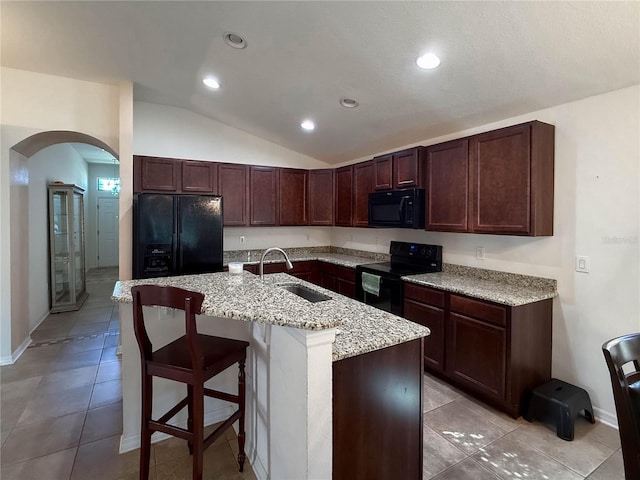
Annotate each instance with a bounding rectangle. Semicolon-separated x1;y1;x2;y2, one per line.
3;1;639;163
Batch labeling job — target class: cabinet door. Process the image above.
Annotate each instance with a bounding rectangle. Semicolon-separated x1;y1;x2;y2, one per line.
289;261;319;284
182;160;217;193
336;266;356;298
446;312;507;401
373;154;393;190
250;166;279;226
308;169;334;225
353;161;375;227
394;148;422;188
140;157;180;192
279;168;308;226
334;166;353;226
218;164;248;226
469;123;532;234
426;139;469;232
404;298;445;371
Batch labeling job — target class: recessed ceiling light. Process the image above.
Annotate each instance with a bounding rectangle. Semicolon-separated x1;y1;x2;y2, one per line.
340;97;359;108
416;53;441;70
301;120;315;131
224;32;247;49
202;77;220;89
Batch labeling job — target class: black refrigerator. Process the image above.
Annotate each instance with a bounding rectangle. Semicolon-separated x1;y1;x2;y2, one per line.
133;194;223;279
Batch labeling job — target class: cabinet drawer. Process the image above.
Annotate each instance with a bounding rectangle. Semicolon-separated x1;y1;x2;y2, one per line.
319;261;337;275
335;266;355;282
450;295;507;327
403;283;445;308
290;260;315;274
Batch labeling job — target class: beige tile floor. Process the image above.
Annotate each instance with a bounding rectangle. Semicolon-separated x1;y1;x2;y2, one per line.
0;267;626;479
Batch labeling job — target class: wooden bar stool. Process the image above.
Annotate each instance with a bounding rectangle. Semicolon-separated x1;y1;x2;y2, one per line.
132;285;249;480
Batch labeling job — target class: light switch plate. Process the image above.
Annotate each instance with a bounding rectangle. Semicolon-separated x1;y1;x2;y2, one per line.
476;246;485;260
575;255;590;273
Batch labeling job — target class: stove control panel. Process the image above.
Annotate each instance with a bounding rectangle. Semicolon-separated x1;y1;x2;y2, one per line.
389;241;442;263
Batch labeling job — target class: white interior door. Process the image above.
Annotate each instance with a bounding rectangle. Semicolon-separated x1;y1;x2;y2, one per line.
97;197;119;267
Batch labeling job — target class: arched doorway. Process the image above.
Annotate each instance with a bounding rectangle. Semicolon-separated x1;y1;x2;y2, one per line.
2;130;118;364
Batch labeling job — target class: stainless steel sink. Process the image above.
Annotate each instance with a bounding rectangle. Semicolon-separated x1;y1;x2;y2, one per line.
278;283;332;303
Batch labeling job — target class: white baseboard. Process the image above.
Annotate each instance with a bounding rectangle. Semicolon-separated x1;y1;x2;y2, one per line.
119;405;234;453
30;311;50;336
593;406;618;429
0;336;32;365
249;448;268;480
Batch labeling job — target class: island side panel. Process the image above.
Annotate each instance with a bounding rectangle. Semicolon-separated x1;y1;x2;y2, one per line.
118;305;253;452
333;338;424;480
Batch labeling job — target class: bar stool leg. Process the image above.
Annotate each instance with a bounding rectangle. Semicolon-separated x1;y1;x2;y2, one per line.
187;385;194;455
192;382;204;480
140;373;153;480
238;360;246;472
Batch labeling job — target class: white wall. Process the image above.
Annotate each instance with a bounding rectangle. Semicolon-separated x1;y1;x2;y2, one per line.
27;144;89;332
1;67;120;360
332;85;640;422
133;102;331;169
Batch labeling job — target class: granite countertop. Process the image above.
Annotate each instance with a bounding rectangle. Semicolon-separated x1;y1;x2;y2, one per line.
402;267;557;306
112;271;429;362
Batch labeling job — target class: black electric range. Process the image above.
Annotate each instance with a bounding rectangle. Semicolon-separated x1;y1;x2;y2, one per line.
356;241;442;316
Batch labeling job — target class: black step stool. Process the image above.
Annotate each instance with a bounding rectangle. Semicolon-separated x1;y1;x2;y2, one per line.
524;378;595;441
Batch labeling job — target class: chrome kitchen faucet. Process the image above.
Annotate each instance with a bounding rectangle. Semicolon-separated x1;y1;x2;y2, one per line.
260;247;293;280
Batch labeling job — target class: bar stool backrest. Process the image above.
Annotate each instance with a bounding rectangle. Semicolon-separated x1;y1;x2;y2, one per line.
603;333;640;479
132;284;206;370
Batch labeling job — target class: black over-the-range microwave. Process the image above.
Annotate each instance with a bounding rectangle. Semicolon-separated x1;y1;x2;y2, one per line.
368;188;425;229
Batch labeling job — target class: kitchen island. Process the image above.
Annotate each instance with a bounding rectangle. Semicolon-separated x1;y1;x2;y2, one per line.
112;270;429;479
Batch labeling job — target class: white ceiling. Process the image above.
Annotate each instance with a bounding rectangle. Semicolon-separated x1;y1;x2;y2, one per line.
3;1;639;164
69;143;118;164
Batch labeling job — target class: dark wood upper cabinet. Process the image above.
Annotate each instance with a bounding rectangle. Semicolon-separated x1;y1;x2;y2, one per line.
353;161;375;227
249;166;278;226
308;169;334;226
426;139;469;232
374;147;423;190
373;154;393;190
279;168;308;226
182;160;217;193
218;163;248;226
137;156;181;192
334;166;353;227
469;121;554;236
394;147;423;189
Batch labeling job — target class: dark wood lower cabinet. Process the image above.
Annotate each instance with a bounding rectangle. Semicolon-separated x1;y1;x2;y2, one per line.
314;262;356;298
333;339;424;480
403;282;552;418
335;266;356;298
447;312;507;400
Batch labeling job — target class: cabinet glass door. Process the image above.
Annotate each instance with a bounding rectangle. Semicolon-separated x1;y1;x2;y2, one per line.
52;190;72;305
73;192;85;300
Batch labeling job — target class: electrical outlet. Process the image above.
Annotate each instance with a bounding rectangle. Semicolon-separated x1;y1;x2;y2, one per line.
239;236;245;244
476;246;485;260
576;255;590;273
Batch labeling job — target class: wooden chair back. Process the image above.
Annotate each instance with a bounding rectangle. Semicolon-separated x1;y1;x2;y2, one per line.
603;333;640;479
132;285;206;370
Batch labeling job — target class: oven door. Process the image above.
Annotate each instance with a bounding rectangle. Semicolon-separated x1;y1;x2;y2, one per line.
356;269;404;316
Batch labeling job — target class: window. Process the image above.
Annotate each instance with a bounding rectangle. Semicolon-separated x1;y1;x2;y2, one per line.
97;177;120;194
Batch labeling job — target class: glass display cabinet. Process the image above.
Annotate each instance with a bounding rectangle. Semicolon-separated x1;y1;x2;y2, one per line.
48;183;88;312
